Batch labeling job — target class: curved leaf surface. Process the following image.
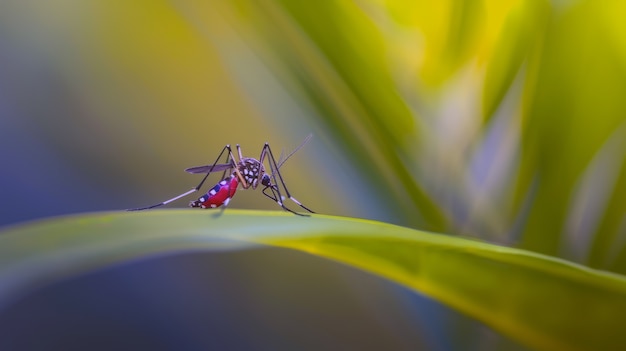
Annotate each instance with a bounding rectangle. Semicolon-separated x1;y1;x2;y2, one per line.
0;210;625;351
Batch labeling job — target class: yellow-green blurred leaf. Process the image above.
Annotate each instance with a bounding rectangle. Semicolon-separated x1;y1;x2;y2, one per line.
516;0;626;261
1;210;625;351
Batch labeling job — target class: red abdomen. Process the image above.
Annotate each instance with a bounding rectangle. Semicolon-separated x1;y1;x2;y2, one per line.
190;176;238;209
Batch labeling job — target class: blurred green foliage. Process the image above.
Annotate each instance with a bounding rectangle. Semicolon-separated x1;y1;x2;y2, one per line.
187;0;626;273
2;211;625;351
2;0;626;349
3;0;625;272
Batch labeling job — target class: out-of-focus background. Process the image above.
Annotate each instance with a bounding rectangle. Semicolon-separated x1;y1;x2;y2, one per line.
1;0;626;349
0;0;335;225
2;0;626;272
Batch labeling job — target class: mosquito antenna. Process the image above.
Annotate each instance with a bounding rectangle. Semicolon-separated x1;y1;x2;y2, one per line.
276;133;312;169
277;149;285;168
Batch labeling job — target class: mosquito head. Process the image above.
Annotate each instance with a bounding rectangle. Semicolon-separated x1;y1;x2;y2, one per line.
261;174;272;187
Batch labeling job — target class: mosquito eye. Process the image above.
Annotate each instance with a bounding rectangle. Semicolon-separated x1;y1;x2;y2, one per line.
261;174;271;186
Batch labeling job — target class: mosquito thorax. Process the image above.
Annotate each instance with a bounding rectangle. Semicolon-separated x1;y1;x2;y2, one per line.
238;157;265;188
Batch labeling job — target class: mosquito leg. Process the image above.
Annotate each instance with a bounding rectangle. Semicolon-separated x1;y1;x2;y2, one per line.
257;143;268;188
261;185;280;203
259;144;288;210
261;184;309;214
262;143;315;214
285;194;314;213
262;186;307;216
127;188;200;211
127;145;235;211
194;145;236;191
237;144;244;161
229;144;248;186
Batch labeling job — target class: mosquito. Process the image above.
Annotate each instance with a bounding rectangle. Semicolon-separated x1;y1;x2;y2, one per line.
127;134;314;216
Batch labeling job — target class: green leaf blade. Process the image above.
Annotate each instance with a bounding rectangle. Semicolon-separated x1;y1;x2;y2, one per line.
1;210;625;351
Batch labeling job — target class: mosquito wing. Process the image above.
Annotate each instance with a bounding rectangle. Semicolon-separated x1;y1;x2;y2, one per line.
187;134;311;175
185;163;233;174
